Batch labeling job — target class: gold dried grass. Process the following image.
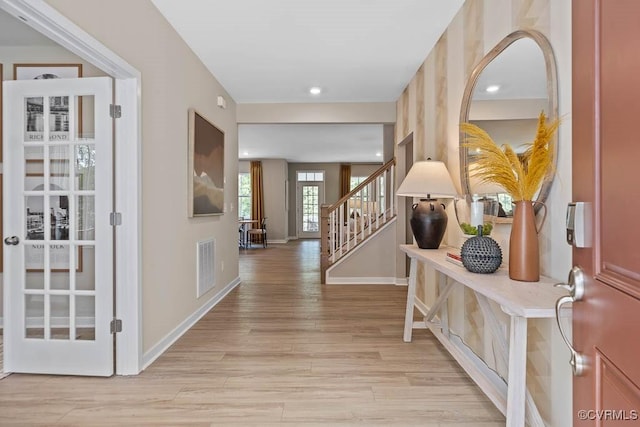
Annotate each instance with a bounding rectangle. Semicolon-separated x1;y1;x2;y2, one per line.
461;111;559;201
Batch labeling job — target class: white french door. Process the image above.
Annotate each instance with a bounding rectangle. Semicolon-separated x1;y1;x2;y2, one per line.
297;182;324;238
3;76;114;376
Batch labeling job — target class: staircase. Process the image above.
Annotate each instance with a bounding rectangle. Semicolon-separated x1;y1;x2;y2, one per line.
320;158;397;283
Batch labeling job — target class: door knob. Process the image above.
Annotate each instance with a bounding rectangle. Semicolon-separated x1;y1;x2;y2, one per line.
4;236;19;245
555;265;587;376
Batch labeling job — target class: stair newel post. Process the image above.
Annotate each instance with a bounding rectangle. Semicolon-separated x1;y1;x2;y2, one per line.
320;203;330;284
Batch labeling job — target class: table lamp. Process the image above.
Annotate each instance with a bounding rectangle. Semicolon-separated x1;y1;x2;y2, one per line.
397;160;458;249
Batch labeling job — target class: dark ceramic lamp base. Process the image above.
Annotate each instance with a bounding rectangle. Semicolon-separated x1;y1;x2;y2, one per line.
410;199;448;249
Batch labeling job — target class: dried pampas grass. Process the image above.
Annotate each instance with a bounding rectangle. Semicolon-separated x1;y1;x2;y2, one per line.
461;111;560;201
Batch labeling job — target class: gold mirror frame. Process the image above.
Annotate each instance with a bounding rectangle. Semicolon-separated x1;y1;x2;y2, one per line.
459;30;558;216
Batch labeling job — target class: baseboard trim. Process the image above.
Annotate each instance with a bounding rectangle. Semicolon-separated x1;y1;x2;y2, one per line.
325;276;397;285
395;278;408;286
141;276;241;370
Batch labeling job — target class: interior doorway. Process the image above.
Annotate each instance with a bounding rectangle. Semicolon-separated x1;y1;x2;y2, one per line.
0;1;141;375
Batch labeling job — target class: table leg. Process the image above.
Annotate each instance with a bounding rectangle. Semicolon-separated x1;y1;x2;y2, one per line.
506;315;528;427
403;257;418;342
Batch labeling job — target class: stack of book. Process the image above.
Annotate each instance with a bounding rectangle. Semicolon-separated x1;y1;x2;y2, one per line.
445;251;463;267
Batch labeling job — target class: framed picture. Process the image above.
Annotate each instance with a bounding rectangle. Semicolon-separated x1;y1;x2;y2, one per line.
188;108;225;216
13;63;82;81
13;63;83;144
25;174;83;272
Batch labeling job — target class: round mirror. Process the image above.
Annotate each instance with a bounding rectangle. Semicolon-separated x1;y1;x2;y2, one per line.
459;30;558;218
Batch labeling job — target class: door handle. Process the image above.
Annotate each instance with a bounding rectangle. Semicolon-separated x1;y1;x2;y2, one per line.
4;236;19;246
554;265;586;376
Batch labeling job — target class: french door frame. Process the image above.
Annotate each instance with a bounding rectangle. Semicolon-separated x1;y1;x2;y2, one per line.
297;181;325;238
1;0;142;375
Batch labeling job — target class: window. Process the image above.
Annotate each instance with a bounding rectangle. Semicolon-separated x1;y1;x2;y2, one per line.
350;176;368;200
350;176;366;190
238;173;251;219
297;171;324;182
350;175;386;215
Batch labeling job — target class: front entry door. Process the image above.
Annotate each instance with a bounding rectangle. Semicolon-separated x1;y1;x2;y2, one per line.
572;1;640;423
297;182;324;238
3;76;114;376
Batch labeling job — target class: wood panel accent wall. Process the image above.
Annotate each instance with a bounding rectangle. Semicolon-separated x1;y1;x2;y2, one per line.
393;0;559;424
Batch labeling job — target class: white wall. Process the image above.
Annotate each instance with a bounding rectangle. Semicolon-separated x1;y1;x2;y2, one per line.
261;159;288;242
45;0;240;355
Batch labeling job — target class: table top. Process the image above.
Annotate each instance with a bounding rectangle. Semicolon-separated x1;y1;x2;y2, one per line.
400;245;569;318
239;219;259;224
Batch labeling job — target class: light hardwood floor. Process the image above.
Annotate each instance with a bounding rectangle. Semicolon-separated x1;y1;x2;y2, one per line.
0;240;504;426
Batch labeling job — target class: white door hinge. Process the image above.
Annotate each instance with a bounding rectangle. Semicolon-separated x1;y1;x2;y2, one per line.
110;104;122;118
110;212;122;226
110;319;122;334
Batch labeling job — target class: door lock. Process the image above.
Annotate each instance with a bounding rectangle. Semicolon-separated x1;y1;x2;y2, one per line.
555;266;587;376
4;236;19;245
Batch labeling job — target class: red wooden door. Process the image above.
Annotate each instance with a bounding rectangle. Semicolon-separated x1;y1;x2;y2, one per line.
573;0;640;425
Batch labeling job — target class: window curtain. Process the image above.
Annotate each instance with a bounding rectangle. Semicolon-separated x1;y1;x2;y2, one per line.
250;161;264;223
340;163;351;219
340;163;351;197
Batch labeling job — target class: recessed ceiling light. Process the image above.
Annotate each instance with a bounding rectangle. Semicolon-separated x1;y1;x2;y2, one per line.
486;85;500;93
309;86;322;95
242;151;249;156
376;152;382;157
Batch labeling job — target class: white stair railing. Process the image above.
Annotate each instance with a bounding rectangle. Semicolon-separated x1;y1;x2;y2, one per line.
320;158;396;283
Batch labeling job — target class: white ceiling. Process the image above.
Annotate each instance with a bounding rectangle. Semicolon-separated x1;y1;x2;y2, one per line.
151;0;465;103
150;0;465;163
1;3;467;163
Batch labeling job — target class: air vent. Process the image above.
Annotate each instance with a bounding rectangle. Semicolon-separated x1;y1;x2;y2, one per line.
197;238;216;298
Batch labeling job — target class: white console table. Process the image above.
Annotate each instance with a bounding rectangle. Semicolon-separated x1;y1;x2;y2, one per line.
400;244;568;427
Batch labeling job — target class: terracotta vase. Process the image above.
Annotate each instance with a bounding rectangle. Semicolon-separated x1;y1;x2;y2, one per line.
509;200;546;282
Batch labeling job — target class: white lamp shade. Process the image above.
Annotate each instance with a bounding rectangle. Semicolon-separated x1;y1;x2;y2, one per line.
397;160;458;199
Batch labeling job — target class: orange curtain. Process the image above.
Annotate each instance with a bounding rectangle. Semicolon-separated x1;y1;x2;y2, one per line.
340;163;351;219
340;163;351;198
250;161;264;223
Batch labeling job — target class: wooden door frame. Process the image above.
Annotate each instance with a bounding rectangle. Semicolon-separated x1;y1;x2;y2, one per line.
0;0;142;375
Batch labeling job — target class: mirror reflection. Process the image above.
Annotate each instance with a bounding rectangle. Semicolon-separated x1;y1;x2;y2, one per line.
460;30;558;218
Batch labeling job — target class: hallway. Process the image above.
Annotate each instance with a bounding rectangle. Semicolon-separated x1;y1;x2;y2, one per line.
0;240;503;425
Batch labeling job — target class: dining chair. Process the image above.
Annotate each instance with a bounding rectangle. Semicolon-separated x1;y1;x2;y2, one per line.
247;217;267;248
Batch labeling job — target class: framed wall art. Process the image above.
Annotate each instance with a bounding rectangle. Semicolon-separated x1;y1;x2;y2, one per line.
25;174;83;272
13;63;82;81
14;63;83;143
188;108;225;217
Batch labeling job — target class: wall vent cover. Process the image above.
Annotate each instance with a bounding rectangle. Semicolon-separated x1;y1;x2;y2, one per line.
197;238;216;298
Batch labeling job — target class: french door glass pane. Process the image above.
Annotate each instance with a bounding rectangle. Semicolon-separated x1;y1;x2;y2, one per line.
24;97;44;142
50;295;70;340
20;94;98;344
25;294;44;339
76;295;95;341
302;185;319;232
26;270;44;291
75;144;95;190
76;245;95;291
